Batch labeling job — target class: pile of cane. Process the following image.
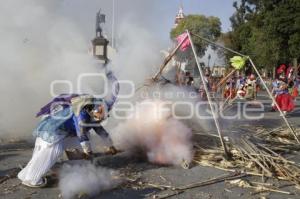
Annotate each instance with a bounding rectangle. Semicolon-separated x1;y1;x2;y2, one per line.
194;127;300;192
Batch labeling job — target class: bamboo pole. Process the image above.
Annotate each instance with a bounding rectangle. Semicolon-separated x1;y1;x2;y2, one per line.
248;58;299;143
190;31;299;144
216;69;236;88
186;30;230;158
190;32;247;57
152;34;189;81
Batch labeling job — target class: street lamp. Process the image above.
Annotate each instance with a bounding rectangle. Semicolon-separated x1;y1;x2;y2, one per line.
92;10;109;64
207;54;211;67
92;36;109;63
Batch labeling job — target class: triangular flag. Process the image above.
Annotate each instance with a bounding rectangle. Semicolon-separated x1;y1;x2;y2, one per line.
176;32;191;51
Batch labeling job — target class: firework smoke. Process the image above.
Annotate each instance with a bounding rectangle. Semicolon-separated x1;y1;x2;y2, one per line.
0;0;107;139
0;0;165;139
112;99;193;166
59;161;121;199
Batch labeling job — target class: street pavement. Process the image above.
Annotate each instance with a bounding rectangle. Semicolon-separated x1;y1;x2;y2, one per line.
1;92;299;199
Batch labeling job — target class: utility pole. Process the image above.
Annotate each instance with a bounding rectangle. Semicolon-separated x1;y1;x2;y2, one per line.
112;0;115;49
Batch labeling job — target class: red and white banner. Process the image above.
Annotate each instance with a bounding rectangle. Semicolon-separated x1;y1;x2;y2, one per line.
176;32;191;51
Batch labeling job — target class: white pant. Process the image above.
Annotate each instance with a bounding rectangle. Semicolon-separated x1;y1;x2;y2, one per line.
18;137;81;185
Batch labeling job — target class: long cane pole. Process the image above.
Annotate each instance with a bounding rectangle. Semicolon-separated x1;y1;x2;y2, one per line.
190;32;299;143
152;34;189;81
186;30;230;158
190;32;246;57
249;58;299;143
216;69;236;88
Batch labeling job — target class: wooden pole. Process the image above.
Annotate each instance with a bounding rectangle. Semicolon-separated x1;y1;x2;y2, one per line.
152;35;189;81
186;30;230;158
248;58;299;143
190;32;247;57
216;69;236;88
189;31;299;144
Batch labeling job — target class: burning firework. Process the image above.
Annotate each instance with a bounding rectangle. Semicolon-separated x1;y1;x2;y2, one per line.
112;99;194;166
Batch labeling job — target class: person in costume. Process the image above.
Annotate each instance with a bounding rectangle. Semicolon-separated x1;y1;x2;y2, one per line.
184;71;194;86
18;71;119;188
294;66;300;100
236;76;246;99
272;65;295;115
244;74;256;100
198;69;212;100
286;65;298;100
223;77;236;99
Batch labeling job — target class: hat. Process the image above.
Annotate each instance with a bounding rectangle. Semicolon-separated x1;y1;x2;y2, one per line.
277;64;286;75
249;74;255;80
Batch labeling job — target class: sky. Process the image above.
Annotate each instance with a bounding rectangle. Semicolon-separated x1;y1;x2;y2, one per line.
59;0;236;45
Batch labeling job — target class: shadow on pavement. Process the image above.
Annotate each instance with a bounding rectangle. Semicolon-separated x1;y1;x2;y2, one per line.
94;187;158;199
0;140;33;152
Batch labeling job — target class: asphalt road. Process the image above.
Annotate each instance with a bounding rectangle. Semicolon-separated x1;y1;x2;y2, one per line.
1;92;300;199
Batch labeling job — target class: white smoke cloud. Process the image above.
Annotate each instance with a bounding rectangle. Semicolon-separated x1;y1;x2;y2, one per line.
135;84;215;133
111;99;194;166
0;0;170;139
111;21;163;86
59;161;121;199
0;0;106;139
0;0;213;146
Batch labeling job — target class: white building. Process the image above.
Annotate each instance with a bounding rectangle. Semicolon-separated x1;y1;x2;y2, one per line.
174;5;185;28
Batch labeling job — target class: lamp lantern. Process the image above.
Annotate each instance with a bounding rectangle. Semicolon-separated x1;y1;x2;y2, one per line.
92;10;109;63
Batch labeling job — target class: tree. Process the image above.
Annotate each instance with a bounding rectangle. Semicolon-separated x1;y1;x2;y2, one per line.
170;15;221;57
226;0;300;70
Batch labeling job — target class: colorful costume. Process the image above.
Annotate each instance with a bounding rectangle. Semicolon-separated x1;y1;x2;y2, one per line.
286;66;298;99
272;64;295;114
244;74;256;100
223;78;236;99
18;72;119;187
236;76;246;99
273;78;295;113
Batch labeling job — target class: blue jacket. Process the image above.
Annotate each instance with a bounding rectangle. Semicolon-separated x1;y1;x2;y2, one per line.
33;105;109;144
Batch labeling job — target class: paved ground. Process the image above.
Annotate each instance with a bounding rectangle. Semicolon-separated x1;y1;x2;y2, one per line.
1;92;300;199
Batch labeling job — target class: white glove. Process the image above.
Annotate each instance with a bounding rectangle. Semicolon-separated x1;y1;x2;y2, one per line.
80;141;92;154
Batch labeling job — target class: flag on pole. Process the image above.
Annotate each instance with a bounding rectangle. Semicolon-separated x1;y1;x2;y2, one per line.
176;32;191;51
230;56;248;70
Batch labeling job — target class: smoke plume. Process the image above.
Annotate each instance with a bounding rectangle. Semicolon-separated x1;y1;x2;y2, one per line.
0;0;106;139
0;0;170;140
59;161;121;199
0;0;211;145
112;99;194;166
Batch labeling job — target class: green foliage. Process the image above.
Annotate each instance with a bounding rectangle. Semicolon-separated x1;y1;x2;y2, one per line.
170;15;221;57
225;0;300;70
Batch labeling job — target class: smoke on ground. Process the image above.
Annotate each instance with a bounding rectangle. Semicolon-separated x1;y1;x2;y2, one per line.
59;161;121;199
112;99;194;166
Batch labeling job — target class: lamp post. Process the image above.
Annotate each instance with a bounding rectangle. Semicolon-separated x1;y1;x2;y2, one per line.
92;10;109;64
207;54;211;67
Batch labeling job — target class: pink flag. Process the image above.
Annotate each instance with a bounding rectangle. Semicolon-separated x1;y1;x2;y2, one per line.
176;32;191;51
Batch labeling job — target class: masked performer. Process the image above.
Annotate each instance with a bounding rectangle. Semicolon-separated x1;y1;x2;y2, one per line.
244;74;256;100
272;66;295;115
18;72;119;188
286;65;298;99
234;76;245;99
223;78;236;99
